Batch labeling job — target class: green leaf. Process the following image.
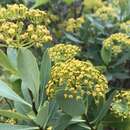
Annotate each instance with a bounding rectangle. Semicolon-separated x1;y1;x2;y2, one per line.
123;126;130;130
40;50;51;89
78;124;91;130
67;123;91;130
0;80;31;107
111;72;130;80
86;15;104;31
101;46;112;65
39;50;51;104
55;114;72;130
34;101;49;127
14;102;31;115
65;33;82;44
56;91;85;117
103;114;130;130
44;100;58;128
0;124;38;130
17;48;40;104
64;0;74;5
97;123;103;130
91;90;116;125
32;0;49;8
7;47;17;68
0;109;30;120
69;117;85;125
111;52;130;68
0;50;16;73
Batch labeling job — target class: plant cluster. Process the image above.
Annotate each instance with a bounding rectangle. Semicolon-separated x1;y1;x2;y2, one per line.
0;4;52;48
0;1;130;130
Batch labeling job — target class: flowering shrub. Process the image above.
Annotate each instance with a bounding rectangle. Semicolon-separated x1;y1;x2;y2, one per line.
0;4;50;24
0;22;52;48
0;1;130;130
101;33;130;64
0;4;52;48
111;90;130;120
95;4;118;22
47;59;108;100
0;4;28;20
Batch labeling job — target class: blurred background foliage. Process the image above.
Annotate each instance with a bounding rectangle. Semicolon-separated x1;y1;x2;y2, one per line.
1;1;130;130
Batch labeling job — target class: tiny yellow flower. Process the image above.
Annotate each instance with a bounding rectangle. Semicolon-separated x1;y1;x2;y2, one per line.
64;94;68;99
47;126;53;130
68;95;73;99
0;34;4;40
76;96;82;100
8;28;16;35
27;24;34;32
31;34;38;41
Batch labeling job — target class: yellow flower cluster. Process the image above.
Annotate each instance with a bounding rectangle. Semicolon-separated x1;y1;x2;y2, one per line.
0;109;16;125
0;4;53;48
111;90;130;120
5;119;16;125
46;59;108;101
0;4;50;24
120;20;130;34
0;7;8;21
65;17;84;32
48;44;81;63
0;22;24;48
112;0;128;8
84;0;104;12
0;4;27;21
26;9;50;25
95;4;117;21
26;24;52;47
0;22;52;48
102;33;130;59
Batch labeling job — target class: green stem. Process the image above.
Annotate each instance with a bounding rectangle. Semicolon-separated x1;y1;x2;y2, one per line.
4;98;13;110
28;89;38;115
84;115;96;130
